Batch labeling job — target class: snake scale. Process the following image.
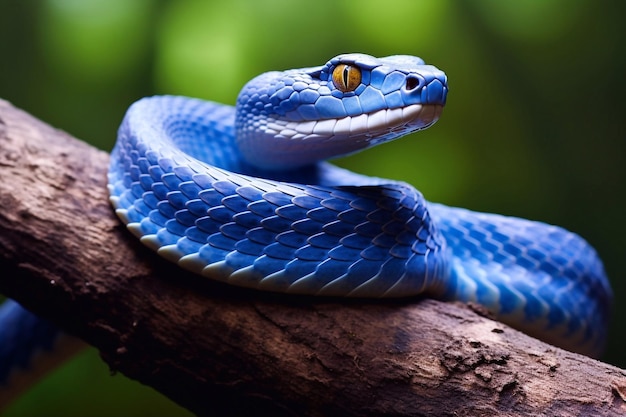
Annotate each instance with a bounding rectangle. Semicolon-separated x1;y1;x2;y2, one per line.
0;54;613;403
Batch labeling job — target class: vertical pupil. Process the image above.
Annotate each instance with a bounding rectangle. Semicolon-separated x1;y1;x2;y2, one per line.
343;65;350;87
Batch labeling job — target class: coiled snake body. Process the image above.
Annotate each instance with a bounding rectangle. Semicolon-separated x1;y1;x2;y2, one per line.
107;53;611;356
0;54;613;399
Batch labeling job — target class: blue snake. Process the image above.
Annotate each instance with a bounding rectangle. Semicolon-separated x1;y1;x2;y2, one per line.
0;53;613;403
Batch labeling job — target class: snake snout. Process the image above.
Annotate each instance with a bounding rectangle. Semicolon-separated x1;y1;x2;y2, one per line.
422;78;448;105
401;69;448;107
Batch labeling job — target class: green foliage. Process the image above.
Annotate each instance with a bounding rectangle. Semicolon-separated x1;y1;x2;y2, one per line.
1;0;624;415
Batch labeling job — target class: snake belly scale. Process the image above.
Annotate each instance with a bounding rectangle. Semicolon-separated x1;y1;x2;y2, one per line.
105;53;611;357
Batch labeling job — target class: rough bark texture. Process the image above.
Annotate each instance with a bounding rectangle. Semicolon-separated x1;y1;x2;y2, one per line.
0;98;624;416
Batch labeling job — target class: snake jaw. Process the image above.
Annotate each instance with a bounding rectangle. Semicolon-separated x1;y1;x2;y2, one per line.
238;103;444;170
268;103;442;138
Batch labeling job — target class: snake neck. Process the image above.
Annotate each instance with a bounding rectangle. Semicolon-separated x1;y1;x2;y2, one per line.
109;95;452;298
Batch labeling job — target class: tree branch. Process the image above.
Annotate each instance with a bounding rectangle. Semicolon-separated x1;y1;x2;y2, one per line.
0;98;624;416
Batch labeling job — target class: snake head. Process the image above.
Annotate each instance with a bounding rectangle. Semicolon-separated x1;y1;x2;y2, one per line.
235;53;448;171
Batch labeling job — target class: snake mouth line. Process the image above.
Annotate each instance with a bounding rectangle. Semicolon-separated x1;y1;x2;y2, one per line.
265;104;444;141
238;103;444;169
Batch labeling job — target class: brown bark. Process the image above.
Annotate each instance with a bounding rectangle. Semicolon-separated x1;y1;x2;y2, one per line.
0;98;624;416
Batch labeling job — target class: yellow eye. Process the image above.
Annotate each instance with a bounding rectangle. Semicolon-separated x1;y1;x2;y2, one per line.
332;64;361;92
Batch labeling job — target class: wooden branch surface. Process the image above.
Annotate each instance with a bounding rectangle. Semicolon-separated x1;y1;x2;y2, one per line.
0;98;624;416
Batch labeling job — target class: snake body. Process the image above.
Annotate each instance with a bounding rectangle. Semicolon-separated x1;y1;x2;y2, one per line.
0;54;613;399
106;54;611;356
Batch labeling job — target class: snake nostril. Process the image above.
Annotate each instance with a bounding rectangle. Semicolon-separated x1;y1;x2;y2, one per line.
405;76;421;91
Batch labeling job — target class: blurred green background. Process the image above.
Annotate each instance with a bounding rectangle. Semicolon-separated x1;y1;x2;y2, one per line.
0;0;624;415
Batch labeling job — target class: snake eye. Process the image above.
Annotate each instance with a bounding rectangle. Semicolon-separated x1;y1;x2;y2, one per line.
332;64;361;92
